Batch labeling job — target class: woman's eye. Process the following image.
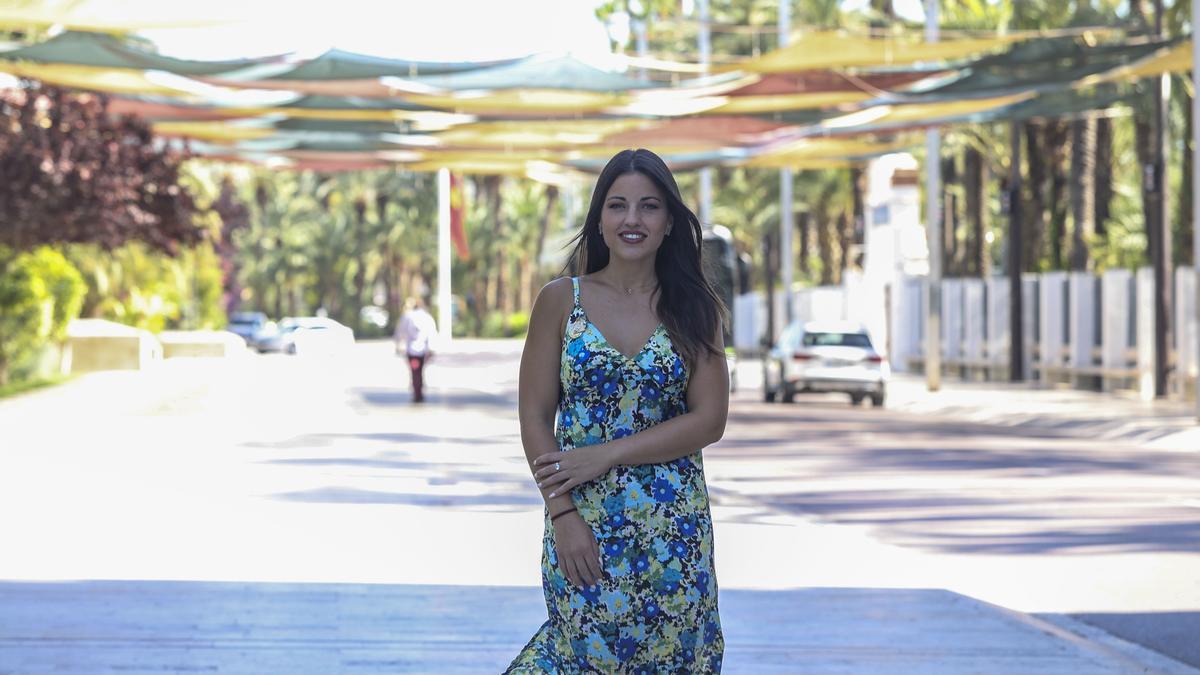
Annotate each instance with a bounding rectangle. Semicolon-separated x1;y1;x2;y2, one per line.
642;203;658;210
608;202;625;210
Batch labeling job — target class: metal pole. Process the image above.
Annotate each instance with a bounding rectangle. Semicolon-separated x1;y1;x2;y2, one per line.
697;0;713;225
633;17;648;81
1009;119;1025;381
1192;0;1200;419
437;168;452;342
924;0;942;391
779;0;794;323
1152;0;1171;398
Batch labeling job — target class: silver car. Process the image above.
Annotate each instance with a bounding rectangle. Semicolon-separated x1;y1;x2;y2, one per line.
763;321;888;406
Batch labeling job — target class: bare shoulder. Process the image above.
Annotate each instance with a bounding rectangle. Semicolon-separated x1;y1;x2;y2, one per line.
537;276;573;307
530;276;574;337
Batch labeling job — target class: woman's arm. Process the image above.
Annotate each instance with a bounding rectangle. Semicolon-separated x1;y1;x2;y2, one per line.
519;278;603;587
534;326;729;496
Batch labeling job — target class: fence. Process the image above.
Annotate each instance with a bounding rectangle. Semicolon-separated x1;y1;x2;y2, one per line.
733;267;1199;399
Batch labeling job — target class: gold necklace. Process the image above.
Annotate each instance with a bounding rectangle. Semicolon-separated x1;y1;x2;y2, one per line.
621;281;657;295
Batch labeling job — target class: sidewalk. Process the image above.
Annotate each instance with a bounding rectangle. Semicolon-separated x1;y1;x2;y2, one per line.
884;373;1200;451
1;344;1196;674
1;580;1194;674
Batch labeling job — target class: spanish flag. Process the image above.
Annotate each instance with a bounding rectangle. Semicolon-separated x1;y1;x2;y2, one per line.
450;172;468;260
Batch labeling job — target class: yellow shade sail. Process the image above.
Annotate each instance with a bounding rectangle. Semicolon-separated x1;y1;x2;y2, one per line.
1083;39;1193;85
152;120;276;143
707;90;873;114
431;118;653;149
730;31;1021;73
0;61;191;97
747;136;917;169
820;91;1035;131
403;89;632;115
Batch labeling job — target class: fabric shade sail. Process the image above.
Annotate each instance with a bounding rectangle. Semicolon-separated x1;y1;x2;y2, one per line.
0;19;1193;176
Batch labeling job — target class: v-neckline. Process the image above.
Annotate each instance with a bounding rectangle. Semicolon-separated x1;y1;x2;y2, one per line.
574;276;663;363
583;310;663;363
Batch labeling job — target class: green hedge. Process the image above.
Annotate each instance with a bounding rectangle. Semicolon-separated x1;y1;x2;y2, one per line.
0;247;86;387
481;311;530;338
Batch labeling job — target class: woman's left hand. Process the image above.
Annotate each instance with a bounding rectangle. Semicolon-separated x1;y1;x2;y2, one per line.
533;447;616;498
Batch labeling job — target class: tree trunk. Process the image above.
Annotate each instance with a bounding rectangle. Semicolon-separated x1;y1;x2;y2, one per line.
531;185;559;309
1069;116;1097;271
964;146;987;277
1024;121;1047;271
836;211;851;284
1094;115;1114;239
1044;119;1071;270
816;200;833;286
850;167;866;248
1178;80;1194;266
351;198;369;333
797;211;810;275
945;192;959;277
1135;113;1157;269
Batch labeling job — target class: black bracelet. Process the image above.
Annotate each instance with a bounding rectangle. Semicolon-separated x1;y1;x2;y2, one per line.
550;507;577;522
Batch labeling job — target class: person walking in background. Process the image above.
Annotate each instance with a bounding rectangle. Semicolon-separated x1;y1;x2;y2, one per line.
395;296;437;403
506;148;729;672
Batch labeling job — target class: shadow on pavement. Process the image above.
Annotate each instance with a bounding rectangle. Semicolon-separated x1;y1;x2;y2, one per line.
353;387;516;409
710;401;1200;556
0;580;1150;674
1069;611;1200;669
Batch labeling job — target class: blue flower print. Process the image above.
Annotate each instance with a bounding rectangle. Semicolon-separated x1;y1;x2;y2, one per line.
603;589;632;615
507;277;722;673
675;515;697;537
600;376;620;396
652;477;676;503
615;637;638;662
623;481;654;509
579;583;602;603
604;538;628;557
658;567;682;594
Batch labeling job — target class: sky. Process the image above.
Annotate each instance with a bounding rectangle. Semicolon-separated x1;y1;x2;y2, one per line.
139;0;614;62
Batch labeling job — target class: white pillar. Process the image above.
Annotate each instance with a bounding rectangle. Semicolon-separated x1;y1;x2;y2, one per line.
437;168;452;342
779;0;794;322
924;0;942;391
1192;5;1200;419
697;0;713;225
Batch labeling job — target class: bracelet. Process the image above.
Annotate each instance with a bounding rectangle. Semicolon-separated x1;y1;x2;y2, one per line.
550;507;577;522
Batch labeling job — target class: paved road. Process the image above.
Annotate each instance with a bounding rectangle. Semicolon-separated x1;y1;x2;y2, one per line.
0;339;1195;671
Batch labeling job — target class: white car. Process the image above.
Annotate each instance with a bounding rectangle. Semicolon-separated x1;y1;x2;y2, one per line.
763;321;889;406
257;317;355;356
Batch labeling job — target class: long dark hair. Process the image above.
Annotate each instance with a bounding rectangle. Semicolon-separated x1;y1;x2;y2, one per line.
563;148;727;364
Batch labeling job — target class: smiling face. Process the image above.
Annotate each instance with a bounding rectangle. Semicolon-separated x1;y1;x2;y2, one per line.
599;171;673;263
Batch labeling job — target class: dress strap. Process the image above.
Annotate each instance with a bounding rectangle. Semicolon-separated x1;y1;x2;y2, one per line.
570;276;580;308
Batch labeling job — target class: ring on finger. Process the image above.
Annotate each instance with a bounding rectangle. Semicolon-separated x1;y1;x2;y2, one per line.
554;462;561;472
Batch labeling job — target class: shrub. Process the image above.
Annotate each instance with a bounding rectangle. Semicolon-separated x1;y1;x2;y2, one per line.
0;246;85;386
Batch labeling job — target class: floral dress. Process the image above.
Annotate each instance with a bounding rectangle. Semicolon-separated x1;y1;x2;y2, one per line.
506;277;723;674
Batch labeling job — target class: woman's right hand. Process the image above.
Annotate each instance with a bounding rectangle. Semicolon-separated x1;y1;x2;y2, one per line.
553;512;603;588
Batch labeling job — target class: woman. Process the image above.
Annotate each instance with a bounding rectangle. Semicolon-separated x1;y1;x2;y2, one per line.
506;148;729;673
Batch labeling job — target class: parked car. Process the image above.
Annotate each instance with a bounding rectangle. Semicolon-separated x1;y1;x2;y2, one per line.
763;321;888;406
226;311;270;348
257;317;355;356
